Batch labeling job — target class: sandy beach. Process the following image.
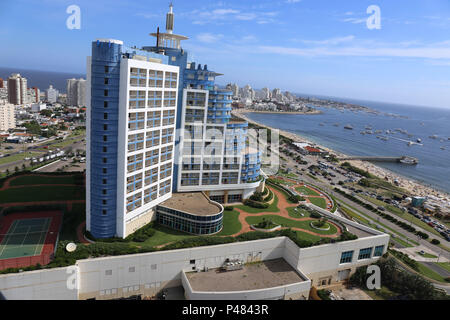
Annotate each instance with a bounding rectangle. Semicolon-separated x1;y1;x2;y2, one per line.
233;109;450;201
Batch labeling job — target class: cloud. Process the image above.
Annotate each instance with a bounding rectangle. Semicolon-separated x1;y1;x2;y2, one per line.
257;44;450;60
196;33;224;43
342;17;366;24
299;35;356;46
190;7;279;25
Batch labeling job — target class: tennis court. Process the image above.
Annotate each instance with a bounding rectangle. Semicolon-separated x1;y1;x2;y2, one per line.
0;218;52;260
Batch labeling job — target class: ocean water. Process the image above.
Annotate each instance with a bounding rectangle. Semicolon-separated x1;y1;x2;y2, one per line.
0;67;85;93
246;99;450;194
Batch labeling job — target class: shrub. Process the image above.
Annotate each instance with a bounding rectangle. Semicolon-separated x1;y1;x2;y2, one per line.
243;199;269;209
288;194;305;203
224;206;234;211
250;192;264;202
310;211;322;219
431;239;440;245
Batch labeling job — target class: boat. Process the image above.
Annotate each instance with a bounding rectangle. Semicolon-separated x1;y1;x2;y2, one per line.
441;146;446;150
319;123;325;126
417;138;422;143
365;125;373;130
429;135;438;139
366;130;373;134
360;131;366;135
375;130;382;134
344;124;353;130
399;157;418;165
407;141;413;146
381;137;389;141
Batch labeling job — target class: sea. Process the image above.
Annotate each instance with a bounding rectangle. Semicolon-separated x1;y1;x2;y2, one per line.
246;97;450;194
0;67;85;93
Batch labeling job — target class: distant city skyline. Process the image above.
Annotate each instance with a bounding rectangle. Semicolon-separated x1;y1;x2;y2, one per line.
1;0;450;108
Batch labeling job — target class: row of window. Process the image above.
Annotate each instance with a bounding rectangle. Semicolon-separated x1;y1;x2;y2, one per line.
126;179;171;213
129;69;177;89
128;132;174;152
128;110;175;130
129;91;177;109
339;245;385;264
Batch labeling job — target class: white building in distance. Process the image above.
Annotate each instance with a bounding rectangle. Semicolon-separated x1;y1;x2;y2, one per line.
0;100;15;131
67;78;87;107
46;85;59;103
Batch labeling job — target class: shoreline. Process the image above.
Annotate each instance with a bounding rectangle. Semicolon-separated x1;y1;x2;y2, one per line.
236;109;322;115
232;109;450;200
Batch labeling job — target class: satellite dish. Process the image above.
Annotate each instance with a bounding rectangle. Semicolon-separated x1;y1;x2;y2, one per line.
66;242;77;252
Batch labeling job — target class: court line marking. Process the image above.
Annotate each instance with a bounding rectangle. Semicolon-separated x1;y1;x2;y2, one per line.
0;220;20;256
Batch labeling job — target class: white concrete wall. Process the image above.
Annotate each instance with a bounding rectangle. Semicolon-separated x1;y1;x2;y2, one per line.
0;267;78;300
0;233;390;300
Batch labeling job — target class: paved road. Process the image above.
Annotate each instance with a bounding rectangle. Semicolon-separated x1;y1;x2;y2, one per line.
423;262;450;278
297;174;450;261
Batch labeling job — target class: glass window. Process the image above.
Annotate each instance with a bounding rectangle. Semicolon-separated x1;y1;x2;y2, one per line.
340;251;354;264
374;245;384;257
358;247;373;260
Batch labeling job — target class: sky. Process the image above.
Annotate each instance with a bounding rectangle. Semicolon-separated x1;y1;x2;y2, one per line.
1;0;450;108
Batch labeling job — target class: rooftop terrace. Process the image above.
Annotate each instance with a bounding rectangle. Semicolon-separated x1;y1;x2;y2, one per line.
159;192;222;216
185;258;306;292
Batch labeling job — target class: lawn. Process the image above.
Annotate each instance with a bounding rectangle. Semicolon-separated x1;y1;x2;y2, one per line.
436;262;450;273
9;175;77;186
287;206;312;218
270;178;295;186
0;152;42;166
295;186;320;196
416;262;448;283
416;251;438;259
0;185;85;204
215;210;241;236
60;203;86;241
245;215;338;235
235;193;280;214
308;197;327;209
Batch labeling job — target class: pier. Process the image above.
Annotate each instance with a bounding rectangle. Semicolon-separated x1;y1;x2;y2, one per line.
339;156;419;165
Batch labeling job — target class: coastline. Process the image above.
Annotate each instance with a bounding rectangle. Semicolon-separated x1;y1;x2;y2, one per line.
232;109;450;200
236;109;322;115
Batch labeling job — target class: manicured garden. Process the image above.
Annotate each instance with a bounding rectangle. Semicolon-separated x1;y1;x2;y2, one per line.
295;186;320;196
235;193;280;214
245;215;338;236
308;197;327;209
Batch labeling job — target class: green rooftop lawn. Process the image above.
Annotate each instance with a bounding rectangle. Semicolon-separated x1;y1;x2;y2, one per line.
308;197;327;209
416;262;448;283
245;215;338;236
215;210;241;236
287;206;312;218
295;186;320;196
9;175;77;187
235;193;280;214
0;185;85;204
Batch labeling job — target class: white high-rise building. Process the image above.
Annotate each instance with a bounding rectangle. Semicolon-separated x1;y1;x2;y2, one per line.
67;78;87;107
226;83;239;99
46;85;59;103
0;100;15;131
7;74;28;105
261;87;271;100
86;39;179;238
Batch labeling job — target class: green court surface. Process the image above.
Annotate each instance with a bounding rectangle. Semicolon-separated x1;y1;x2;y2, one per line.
0;218;51;260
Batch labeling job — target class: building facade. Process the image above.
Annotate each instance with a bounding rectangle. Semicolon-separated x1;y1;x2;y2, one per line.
7;73;27;105
46;85;59;103
142;5;262;205
67;78;87;107
86;39;179;239
0;101;15;131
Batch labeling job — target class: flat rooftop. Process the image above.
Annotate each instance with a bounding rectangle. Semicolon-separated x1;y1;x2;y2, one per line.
185;259;306;292
159;192;222;216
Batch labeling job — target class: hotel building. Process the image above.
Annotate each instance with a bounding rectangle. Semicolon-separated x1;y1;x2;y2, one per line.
86;4;261;239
